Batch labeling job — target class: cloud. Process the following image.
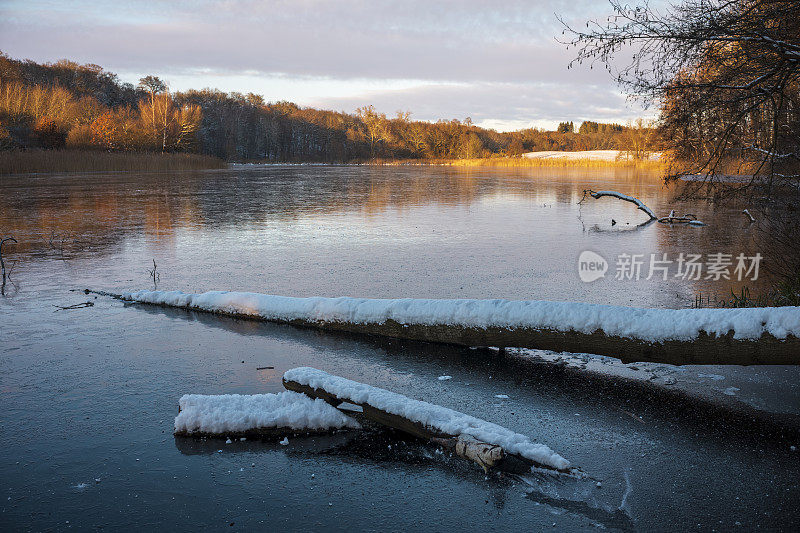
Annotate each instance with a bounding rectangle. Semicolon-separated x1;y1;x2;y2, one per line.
0;0;648;127
309;81;649;131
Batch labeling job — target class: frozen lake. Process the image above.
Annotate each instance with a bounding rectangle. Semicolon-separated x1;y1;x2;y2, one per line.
1;165;799;530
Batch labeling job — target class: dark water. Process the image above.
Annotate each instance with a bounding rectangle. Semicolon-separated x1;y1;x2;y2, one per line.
1;165;799;531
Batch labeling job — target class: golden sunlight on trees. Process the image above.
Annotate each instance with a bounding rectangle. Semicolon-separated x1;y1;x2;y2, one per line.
356;105;389;156
137;92;201;152
136;76;201;152
0;80;80;135
563;0;799;192
563;0;800;290
0;66;202;153
0;51;658;162
623;118;654;161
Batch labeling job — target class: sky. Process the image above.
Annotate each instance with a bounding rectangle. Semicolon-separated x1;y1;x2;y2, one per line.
0;0;654;131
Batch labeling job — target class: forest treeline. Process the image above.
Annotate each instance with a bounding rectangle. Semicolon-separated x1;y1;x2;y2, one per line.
0;52;656;162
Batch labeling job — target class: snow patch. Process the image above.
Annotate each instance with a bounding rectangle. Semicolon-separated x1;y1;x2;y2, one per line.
174;391;360;435
523;150;661;162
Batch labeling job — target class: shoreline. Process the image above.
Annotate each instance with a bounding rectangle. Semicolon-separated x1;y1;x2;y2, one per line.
232;154;666;169
1;150;664;175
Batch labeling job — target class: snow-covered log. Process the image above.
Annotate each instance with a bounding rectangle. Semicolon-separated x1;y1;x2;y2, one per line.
583;190;708;226
657;213;706;225
103;289;800;365
584;190;657;219
282;367;572;473
174;390;360;438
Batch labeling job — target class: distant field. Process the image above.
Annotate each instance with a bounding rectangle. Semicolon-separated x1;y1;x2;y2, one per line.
0;150;226;175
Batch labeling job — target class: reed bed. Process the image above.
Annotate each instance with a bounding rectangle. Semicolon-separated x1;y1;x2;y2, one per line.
0;150;225;175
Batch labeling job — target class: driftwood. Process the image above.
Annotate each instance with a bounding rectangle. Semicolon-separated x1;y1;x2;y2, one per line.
582;190;657;220
53;301;95;311
657;212;706;225
582;189;706;226
0;236;17;295
0;236;17;279
146;259;160;290
431;435;505;473
283;376;570;475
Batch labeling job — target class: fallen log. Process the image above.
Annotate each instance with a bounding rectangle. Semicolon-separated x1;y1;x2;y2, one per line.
657;212;706;226
582;190;657;220
99;289;800;365
582;189;706;226
282;367;574;475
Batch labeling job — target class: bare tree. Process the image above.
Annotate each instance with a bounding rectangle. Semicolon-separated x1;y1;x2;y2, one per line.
138;75;168;150
562;0;800;296
356;105;389;157
561;0;800;196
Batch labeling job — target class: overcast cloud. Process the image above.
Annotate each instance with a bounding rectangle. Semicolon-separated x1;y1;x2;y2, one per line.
0;0;652;130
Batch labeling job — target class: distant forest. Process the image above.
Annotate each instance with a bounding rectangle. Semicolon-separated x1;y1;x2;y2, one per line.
0;52;656;162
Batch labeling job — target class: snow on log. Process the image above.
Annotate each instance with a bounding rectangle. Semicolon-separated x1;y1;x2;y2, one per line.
112;289;800;365
118;289;799;343
174;390;360;437
583;189;707;226
282;367;571;472
585;190;657;220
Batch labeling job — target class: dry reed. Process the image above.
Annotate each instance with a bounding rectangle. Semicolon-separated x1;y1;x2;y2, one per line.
0;150;225;175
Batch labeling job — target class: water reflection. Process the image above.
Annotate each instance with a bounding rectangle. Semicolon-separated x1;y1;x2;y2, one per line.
174;427;634;530
0;165;778;304
0;166;661;250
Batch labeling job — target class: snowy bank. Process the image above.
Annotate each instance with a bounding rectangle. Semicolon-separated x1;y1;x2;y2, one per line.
121;289;800;344
175;390;360;436
523;150;661;162
283;367;570;471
